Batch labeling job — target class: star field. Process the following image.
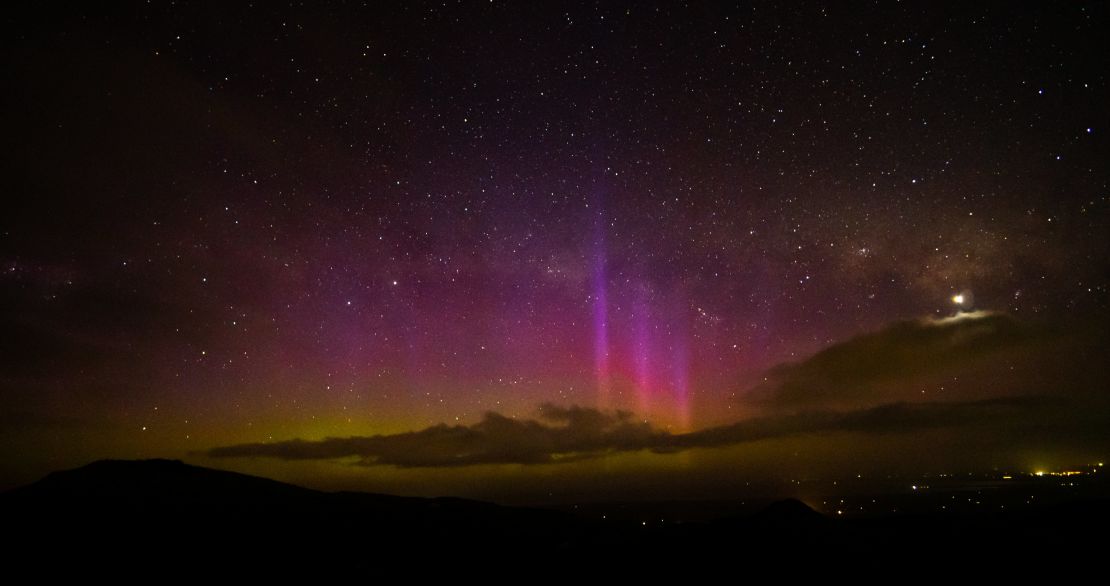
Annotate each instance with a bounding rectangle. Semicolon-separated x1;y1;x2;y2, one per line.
1;1;1107;495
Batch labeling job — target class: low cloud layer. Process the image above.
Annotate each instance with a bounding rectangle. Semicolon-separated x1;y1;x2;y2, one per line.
207;404;665;467
207;396;1110;467
207;313;1110;468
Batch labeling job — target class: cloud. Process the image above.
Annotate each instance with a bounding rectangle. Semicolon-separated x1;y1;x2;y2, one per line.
206;404;665;467
206;312;1110;468
675;395;1108;449
206;396;1110;468
745;311;1103;412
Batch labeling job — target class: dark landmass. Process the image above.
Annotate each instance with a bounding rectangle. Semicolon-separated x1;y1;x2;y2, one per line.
4;460;1108;571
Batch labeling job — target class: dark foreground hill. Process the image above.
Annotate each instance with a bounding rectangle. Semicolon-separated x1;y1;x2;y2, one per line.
4;460;1108;572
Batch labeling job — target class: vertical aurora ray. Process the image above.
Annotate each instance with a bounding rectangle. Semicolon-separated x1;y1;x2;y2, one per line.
591;208;611;408
671;337;690;430
633;292;653;416
669;301;692;430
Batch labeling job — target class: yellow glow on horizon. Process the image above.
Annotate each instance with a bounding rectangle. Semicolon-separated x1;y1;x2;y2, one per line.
952;294;964;304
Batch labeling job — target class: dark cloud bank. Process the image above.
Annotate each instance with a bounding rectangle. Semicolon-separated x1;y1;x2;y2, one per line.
208;313;1110;468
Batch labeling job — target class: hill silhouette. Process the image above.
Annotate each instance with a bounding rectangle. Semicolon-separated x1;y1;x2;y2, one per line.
4;460;1108;572
7;458;315;502
2;459;626;570
747;497;828;527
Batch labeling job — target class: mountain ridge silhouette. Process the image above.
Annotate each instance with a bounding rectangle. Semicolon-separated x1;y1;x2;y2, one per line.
4;459;1107;572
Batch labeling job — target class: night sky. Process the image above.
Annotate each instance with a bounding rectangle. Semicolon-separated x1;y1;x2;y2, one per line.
2;1;1108;502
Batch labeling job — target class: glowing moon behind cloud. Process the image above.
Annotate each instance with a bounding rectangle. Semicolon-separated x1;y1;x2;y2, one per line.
951;291;974;309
